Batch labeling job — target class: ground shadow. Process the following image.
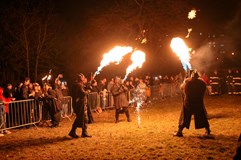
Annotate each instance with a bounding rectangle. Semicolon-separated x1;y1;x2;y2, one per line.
207;113;230;119
0;136;73;151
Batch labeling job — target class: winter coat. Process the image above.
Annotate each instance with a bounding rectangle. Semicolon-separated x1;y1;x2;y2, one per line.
71;82;89;127
111;83;129;109
44;89;62;114
182;77;209;129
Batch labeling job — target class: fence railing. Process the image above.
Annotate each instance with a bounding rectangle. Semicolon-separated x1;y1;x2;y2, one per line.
0;99;42;131
0;96;73;132
0;84;210;132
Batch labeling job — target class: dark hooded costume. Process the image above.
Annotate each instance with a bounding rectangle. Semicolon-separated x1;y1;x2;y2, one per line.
175;72;210;136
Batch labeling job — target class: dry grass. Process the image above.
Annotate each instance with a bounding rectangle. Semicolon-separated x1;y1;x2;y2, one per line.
0;95;240;160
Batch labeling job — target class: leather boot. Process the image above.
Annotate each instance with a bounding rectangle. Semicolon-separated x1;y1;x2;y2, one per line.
174;126;184;137
81;128;92;138
205;128;211;136
125;109;131;122
69;127;79;138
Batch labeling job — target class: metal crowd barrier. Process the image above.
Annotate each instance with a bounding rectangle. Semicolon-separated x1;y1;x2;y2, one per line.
0;96;73;132
62;96;73;119
87;85;165;111
150;85;160;99
0;99;42;132
88;91;114;111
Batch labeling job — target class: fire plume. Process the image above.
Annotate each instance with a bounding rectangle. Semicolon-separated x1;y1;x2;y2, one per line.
94;46;133;78
123;50;146;81
170;37;192;71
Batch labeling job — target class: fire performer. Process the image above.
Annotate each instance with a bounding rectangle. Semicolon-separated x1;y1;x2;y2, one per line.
69;73;91;138
174;71;211;137
111;77;131;123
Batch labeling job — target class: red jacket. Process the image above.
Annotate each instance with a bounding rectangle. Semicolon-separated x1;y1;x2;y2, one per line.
0;88;11;113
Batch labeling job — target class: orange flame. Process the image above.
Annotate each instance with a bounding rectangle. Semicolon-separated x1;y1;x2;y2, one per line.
170;37;192;71
94;46;133;78
123;50;146;81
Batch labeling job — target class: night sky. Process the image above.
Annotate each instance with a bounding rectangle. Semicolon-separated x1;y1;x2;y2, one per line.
1;0;241;82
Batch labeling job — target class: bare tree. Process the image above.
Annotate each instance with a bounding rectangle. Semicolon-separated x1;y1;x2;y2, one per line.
88;0;190;49
1;0;62;82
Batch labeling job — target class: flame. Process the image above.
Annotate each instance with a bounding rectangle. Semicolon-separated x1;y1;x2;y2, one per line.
94;46;133;78
170;37;192;71
185;28;192;38
123;50;146;81
188;9;197;19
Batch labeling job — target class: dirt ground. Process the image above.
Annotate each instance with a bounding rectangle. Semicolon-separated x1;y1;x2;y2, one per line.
0;95;241;160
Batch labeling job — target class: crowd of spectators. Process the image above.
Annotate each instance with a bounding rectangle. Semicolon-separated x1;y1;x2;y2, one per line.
0;74;69;136
1;68;241;136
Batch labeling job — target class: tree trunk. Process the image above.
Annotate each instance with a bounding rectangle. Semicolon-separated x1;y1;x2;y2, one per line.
34;22;47;82
23;20;30;78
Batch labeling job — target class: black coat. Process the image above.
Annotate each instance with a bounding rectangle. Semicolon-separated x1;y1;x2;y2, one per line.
180;77;209;129
72;82;88;128
44;89;62;113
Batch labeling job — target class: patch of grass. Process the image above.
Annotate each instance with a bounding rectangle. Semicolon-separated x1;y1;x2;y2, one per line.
0;95;240;159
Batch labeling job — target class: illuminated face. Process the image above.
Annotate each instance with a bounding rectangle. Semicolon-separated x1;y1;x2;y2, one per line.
7;85;12;90
103;78;107;83
57;80;61;85
115;77;120;84
25;80;30;85
82;76;88;84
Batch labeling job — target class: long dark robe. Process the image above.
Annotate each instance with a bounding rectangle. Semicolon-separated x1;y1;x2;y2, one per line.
71;82;88;128
178;77;210;129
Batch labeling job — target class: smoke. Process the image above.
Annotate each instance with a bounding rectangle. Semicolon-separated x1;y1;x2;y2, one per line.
191;43;216;71
224;2;241;51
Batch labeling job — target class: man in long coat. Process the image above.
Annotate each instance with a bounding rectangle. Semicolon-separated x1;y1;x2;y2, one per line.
174;71;211;137
69;73;91;138
111;77;131;123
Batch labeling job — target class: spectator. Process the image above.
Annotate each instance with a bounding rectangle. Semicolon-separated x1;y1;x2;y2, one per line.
14;83;23;100
3;83;15;101
33;83;43;100
136;79;148;102
28;83;35;99
61;82;69;118
98;78;107;92
42;84;61;128
107;78;114;92
0;87;11;135
21;77;30;100
90;80;99;93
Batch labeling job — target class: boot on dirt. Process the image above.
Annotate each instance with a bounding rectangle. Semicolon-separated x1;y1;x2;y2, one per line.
69;127;79;138
81;128;92;138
